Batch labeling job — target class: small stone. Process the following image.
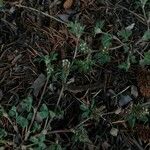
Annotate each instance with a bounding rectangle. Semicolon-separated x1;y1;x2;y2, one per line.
119;95;132;107
110;127;119;137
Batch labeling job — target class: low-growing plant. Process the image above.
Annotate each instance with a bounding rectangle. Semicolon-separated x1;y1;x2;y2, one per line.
73;59;95;73
126;103;149;128
140;51;150;66
67;21;85;39
142;30;150;41
94;20;105;35
94;50;111;65
101;33;112;49
80;100;105;122
118;52;136;71
117;29;132;42
0;95;64;149
72;126;90;143
42;52;58;77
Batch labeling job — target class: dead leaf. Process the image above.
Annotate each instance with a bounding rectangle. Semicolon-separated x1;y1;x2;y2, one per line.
35;112;43;123
125;23;135;30
131;85;138;98
102;141;111;150
119;95;132;107
31;74;46;97
115;108;122;115
63;0;74;10
57;14;70;22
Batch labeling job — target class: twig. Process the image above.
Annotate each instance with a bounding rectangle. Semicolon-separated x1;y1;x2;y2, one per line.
15;4;67;25
75;118;91;128
129;138;144;150
24;76;50;141
112;120;126;124
56;85;65;107
112;86;131;98
3;113;21;138
116;4;146;25
73;38;80;59
65;82;103;94
141;101;150;107
47;129;73;134
141;6;149;30
109;44;124;50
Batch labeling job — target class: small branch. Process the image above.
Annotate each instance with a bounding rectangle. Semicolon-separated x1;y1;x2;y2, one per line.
24;76;50;141
56;85;65;107
75;118;91;128
73;38;80;59
48;129;73;134
141;6;149;30
15;4;67;25
116;4;146;25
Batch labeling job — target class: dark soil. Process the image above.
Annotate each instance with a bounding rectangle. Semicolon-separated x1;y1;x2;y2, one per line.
0;0;150;149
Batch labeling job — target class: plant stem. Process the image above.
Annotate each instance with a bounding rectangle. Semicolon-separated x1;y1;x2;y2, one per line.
15;4;67;25
142;6;149;30
56;84;65;107
73;38;80;59
24;76;50;141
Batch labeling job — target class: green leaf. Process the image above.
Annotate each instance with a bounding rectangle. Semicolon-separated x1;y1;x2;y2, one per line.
101;34;112;48
30;134;46;149
123;44;130;53
0;0;3;8
39;111;49;119
0;128;7;139
37;143;46;150
139;115;148;123
38;134;46;143
140;0;148;7
118;29;132;42
16;116;29;128
21;96;33;112
82;111;90;118
39;104;49;119
43;52;58;77
27;112;33;120
79;41;90;54
95;51;111;64
118;54;131;71
118;62;130;71
36;143;46;150
30;136;39;144
130;55;137;63
142;30;150;41
55;108;64;119
73;126;90;143
140;51;150;66
127;114;136;128
8;106;18;118
74;59;94;73
32;122;41;133
80;104;88;111
94;20;105;35
49;110;56;119
68;21;85;38
49;144;62;150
